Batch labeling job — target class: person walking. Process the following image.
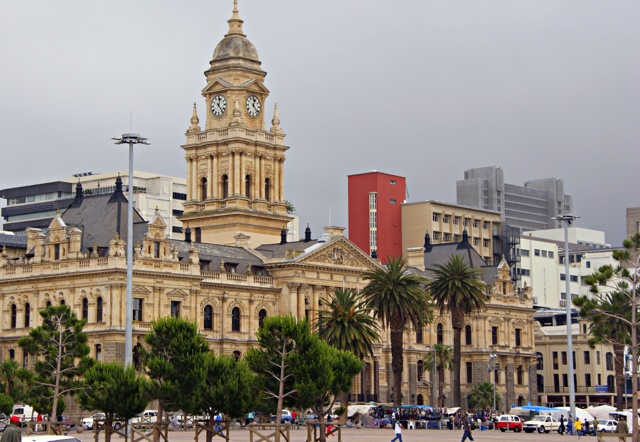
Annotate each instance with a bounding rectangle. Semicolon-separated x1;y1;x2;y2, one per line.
390;420;403;442
558;415;566;435
616;417;629;442
2;417;21;442
567;415;574;436
575;418;582;438
460;412;474;442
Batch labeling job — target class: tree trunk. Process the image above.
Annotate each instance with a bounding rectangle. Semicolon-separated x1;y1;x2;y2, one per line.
390;325;404;407
451;308;464;407
438;365;445;407
614;343;626;410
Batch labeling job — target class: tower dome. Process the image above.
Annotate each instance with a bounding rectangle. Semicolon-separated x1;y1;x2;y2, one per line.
208;0;264;75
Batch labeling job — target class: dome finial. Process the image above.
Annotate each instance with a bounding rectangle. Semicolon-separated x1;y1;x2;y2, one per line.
187;102;201;133
226;0;245;37
270;103;283;134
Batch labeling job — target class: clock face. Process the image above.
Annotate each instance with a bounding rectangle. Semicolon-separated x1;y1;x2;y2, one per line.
211;94;227;117
246;95;261;117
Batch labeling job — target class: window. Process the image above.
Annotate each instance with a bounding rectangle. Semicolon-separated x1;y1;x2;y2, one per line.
172;209;184;216
553;373;560;393
224;262;238;273
464;218;470;227
536;353;543;370
515;329;521;347
82;298;89;321
552;352;559;369
417;360;423;381
443;215;450;223
96;297;103;322
561;351;567;365
473;220;479;228
534;249;540;256
231;307;241;332
233;351;241;361
483;239;489;247
171;301;181;318
473;238;479;246
258;309;267;328
416;328;423;344
570;275;578;282
432;231;440;241
541;250;547;257
133;298;143;321
520;249;530;256
548;251;554;259
201;177;207;200
223;175;230;198
453;217;460;225
389;199;396;204
586;261;591;268
585;373;592;387
432;213;440;222
605;352;613;371
491;326;498;345
10;305;16;329
8;349;14;360
95;344;102;362
46;300;52;308
245;175;251;199
466;362;473;383
465;325;472;345
437;323;443;344
204;305;213;330
153;242;160;258
562;373;568;387
173;192;187;200
390;179;396;185
444;233;451;242
24;303;30;328
22;351;28;368
516;365;523;385
483;221;489;230
560;274;566;281
596;351;601;365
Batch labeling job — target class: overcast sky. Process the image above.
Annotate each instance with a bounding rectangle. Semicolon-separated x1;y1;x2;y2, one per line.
1;1;638;246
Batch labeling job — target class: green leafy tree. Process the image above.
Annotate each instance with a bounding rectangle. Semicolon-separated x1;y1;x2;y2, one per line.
77;362;148;442
292;336;362;442
427;254;488;406
245;315;303;442
18;304;92;422
361;257;430;406
573;291;630;410
139;317;209;442
0;393;13;415
423;344;453;407
316;288;380;420
468;381;499;411
0;359;31;402
196;352;256;442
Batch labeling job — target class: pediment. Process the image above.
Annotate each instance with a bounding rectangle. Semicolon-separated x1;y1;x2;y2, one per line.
48;215;67;231
240;78;270;94
166;288;189;299
149;212;167;229
488;316;504;325
132;286;152;296
294;237;381;271
202;78;234;94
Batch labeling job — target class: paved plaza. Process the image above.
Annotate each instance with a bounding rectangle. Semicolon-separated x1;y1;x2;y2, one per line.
45;426;605;442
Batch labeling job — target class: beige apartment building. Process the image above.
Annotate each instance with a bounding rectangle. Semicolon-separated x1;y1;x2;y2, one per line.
402;201;502;264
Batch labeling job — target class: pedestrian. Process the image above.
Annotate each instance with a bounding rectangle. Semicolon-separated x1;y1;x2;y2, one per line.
2;417;21;442
558;415;565;435
575;418;582;439
460;412;474;442
617;417;629;442
584;419;590;436
568;415;574;436
391;420;402;442
292;410;298;429
36;413;43;432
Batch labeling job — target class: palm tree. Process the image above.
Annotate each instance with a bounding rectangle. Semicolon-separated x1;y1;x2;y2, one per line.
316;288;381;420
574;290;631;410
361;257;430;407
469;381;499;411
427;254;488;406
423;344;453;407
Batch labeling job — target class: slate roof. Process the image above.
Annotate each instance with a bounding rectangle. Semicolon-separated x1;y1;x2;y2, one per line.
255;239;323;260
61;179;147;255
168;239;266;274
0;231;27;249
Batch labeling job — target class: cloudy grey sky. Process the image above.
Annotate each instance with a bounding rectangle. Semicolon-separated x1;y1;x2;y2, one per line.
1;1;638;246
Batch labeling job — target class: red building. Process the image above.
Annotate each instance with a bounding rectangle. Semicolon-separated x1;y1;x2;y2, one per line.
347;171;406;264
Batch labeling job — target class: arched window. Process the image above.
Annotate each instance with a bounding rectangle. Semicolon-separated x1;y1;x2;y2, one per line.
466;362;473;383
436;323;443;344
46;300;52;308
24;303;30;328
607;374;615;392
204;305;213;330
417;360;423;381
231;307;241;332
95;344;102;362
517;365;523;385
465;325;472;345
82;298;89;321
233;350;241;361
605;352;614;371
10;304;16;329
60;299;65;306
222;175;229;198
96;297;103;322
201;177;208;200
265;178;271;202
536;352;543;370
258;309;267;328
245;175;251;199
22;351;28;368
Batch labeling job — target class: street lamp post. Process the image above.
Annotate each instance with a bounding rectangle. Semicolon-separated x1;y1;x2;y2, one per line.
112;133;150;367
553;214;579;424
489;354;498;414
425;345;437;407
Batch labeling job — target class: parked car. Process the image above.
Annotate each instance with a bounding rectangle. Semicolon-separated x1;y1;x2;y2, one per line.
597;419;619;433
523;415;560;433
82;413;106;430
270;410;293;424
131;410;159;428
495;415;522;432
56;416;76;431
23;436;81;442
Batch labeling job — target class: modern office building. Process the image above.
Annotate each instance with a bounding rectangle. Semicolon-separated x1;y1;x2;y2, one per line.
456;166;573;232
347;171;406;263
0;171;187;238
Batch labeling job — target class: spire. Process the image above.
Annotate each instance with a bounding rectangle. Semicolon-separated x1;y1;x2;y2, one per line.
187;102;200;133
270;103;283;134
226;0;245;37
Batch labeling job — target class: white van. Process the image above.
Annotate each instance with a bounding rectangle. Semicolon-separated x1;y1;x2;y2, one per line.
131;410;159;428
11;404;39;423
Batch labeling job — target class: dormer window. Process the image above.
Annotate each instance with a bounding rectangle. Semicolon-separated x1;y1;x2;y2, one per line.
224;262;238;273
154;242;160;258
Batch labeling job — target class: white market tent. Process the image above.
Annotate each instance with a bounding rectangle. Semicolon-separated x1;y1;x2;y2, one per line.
587;405;617;421
539;407;595;424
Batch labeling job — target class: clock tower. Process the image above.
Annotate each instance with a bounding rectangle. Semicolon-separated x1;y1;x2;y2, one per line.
180;0;292;246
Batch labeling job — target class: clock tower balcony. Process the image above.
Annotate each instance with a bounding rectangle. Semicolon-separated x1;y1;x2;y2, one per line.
184;126;286;149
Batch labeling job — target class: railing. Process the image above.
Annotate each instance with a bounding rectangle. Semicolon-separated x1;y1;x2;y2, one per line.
186;127;284;146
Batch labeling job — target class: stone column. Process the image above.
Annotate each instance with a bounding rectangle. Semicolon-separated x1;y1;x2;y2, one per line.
278;158;285;201
256;155;262;199
299;284;309;320
212;154;218;199
234;151;241;196
287;283;300;317
274;157;280;202
240;151;246;196
207;154;213;199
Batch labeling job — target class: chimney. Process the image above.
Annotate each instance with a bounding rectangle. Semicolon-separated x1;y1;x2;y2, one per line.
280;228;287;245
184;227;192;243
304;224;312;242
371;249;378;259
323;226;346;238
406;247;425;271
424;231;432;252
